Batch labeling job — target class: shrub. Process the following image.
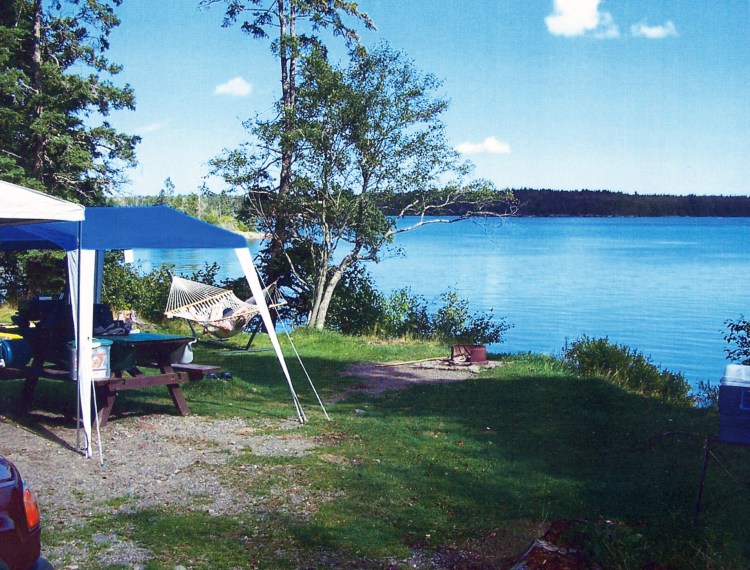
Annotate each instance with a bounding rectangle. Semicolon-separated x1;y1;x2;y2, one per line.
101;252;173;321
563;336;692;406
430;290;510;345
327;265;386;336
327;271;511;345
724;317;750;364
693;379;719;409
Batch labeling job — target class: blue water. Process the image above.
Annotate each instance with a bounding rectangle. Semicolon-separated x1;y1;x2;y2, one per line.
134;217;750;386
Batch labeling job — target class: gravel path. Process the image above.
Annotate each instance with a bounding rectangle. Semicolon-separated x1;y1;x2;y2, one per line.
0;412;317;568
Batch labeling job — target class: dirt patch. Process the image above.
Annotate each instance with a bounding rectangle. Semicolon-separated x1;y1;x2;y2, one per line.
330;358;501;402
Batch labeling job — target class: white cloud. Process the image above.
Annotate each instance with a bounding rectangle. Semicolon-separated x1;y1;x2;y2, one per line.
214;76;253;97
631;20;678;39
456;136;511;155
545;0;618;38
593;12;620;39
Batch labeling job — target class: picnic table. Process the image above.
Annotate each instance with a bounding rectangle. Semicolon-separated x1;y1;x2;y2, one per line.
94;332;219;425
4;332;219;425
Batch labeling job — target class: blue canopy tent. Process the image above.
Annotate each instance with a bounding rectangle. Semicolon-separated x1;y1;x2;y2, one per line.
0;206;303;458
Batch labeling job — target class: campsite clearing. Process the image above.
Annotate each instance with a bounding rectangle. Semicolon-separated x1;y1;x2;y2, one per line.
0;331;749;569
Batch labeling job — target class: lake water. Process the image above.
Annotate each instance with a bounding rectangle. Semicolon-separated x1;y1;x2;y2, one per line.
134;217;750;387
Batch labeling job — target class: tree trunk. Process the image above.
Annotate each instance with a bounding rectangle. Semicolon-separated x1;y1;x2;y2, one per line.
306;248;331;328
266;0;295;286
311;264;346;330
29;0;44;180
308;251;354;330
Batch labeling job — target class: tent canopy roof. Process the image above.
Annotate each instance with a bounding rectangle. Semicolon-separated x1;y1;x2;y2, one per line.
0;206;248;251
0;180;85;226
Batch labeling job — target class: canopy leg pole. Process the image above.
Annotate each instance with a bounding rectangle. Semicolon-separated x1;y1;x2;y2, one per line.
277;316;330;421
235;248;306;423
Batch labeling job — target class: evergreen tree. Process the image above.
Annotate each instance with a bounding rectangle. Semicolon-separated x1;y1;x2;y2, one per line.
0;0;138;203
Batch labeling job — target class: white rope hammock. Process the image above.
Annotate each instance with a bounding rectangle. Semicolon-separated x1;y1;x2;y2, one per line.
164;275;262;338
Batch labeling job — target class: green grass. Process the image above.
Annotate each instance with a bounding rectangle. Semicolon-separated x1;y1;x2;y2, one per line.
3;329;750;568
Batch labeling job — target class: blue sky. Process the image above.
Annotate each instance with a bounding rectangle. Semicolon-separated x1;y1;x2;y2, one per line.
106;0;749;197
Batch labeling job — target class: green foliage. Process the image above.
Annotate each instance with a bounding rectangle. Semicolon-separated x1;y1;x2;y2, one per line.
563;335;692;406
511;188;750;218
431;290;509;344
100;252;172;321
377;287;510;345
377;287;432;339
101;256;240;323
111;186;252;233
694;379;719;409
724;316;750;365
326;270;510;345
0;250;66;302
325;264;384;335
210;43;514;330
0;0;138;202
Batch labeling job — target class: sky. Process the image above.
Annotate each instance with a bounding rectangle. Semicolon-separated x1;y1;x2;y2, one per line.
104;0;750;197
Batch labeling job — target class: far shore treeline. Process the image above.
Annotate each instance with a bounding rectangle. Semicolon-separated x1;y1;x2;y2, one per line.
119;187;750;223
377;188;750;217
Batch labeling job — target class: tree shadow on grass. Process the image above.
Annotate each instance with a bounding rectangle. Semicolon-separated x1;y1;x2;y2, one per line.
282;364;749;567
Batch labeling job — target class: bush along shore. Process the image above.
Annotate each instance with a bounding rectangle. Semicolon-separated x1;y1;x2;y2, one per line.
0;327;747;569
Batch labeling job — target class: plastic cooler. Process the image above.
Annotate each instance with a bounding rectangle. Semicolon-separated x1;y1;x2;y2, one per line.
67;339;112;380
0;339;32;368
719;364;750;444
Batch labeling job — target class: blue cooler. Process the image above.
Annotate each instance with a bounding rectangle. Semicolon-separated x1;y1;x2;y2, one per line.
0;339;32;368
719;364;750;444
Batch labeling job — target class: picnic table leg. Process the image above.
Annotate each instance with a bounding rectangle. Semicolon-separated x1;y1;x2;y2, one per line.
167;384;190;415
96;385;117;427
20;373;39;410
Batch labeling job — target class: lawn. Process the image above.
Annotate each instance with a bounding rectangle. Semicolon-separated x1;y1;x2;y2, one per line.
2;326;749;568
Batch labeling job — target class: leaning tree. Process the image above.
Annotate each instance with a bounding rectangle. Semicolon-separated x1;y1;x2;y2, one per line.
211;45;516;329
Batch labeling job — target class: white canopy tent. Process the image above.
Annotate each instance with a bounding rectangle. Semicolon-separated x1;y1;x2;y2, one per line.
0;182;96;457
0;181;85;226
0;203;305;459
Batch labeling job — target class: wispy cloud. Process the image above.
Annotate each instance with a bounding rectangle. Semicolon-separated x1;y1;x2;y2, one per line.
545;0;619;38
631;20;678;39
137;121;167;134
214;76;253;97
456;136;511;155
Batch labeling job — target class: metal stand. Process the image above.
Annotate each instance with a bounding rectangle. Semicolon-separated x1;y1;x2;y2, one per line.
694;435;714;520
694;434;750;520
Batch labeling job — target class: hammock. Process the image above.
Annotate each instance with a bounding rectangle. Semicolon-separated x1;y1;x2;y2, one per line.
165;275;274;338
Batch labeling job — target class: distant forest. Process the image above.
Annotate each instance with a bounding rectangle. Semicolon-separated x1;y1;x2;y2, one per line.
512;189;750;217
380;188;750;217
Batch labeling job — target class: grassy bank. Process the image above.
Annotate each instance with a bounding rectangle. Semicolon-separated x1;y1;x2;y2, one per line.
1;329;749;568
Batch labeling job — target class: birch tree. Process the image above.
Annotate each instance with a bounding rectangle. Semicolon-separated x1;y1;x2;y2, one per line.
200;0;374;286
211;45;515;329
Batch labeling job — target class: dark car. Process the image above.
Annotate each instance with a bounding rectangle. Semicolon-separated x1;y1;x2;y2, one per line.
0;456;51;570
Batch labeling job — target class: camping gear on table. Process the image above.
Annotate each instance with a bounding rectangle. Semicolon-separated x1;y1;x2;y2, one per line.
67;339;112;380
718;364;750;444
